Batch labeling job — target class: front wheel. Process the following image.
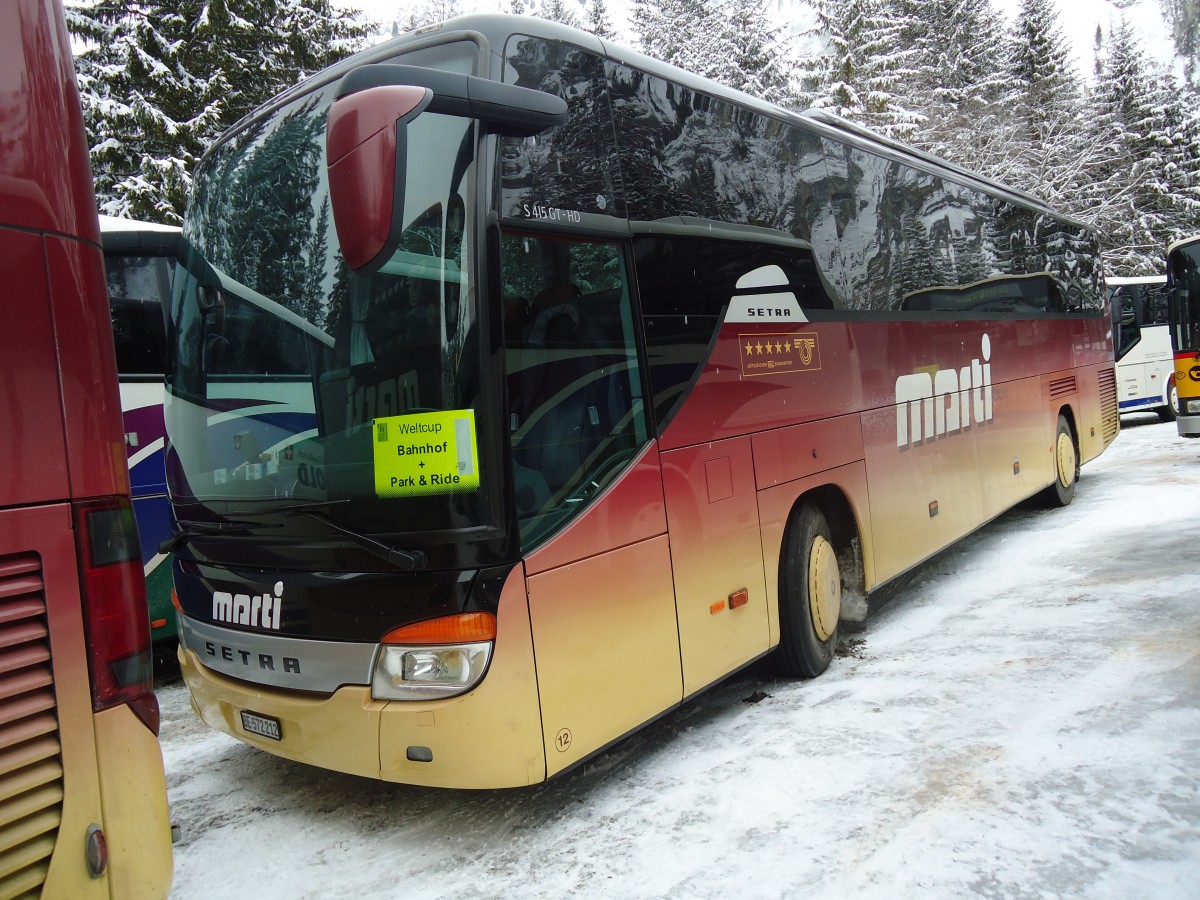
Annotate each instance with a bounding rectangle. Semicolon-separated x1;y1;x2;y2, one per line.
1157;381;1179;422
775;504;840;678
1042;414;1078;508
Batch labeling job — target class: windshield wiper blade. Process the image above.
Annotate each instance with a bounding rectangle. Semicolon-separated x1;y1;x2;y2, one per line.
160;502;427;571
226;498;352;516
287;509;428;571
159;519;275;554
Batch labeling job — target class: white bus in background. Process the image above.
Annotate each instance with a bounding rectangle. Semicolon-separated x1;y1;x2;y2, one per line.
1109;275;1177;420
100;214;182;646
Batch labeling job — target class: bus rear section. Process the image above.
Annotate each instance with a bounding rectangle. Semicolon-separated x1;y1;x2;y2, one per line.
0;0;173;894
166;15;1116;790
100;216;183;647
1108;275;1176;419
1167;237;1200;437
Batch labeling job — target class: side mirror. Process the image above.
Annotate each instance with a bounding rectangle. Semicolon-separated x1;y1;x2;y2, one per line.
326;85;431;272
326;65;568;274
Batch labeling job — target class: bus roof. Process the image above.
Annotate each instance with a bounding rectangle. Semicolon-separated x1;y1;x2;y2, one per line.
1167;235;1200;256
211;12;1084;230
1106;275;1166;286
99;214;181;255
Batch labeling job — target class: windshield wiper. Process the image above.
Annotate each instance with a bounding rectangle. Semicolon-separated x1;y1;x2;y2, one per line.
285;509;429;571
226;499;352;516
159;519;277;554
160;501;428;571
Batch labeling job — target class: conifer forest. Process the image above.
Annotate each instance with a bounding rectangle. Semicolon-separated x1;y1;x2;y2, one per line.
68;0;1200;275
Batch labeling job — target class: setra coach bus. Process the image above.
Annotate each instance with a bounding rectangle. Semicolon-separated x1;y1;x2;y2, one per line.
166;14;1118;789
1166;236;1200;437
0;0;172;892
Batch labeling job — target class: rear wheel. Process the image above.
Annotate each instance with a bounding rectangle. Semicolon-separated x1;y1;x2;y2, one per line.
1042;414;1078;507
775;504;839;678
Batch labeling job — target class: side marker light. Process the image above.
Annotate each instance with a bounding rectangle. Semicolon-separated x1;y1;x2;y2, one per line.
85;824;106;877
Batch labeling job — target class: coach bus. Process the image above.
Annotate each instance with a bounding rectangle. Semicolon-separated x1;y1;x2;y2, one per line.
101;215;182;646
1107;275;1176;419
1166;237;1200;437
166;14;1117;789
0;0;173;893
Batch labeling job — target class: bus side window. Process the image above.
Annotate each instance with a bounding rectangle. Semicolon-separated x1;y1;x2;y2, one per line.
1150;284;1170;324
108;255;170;375
1110;286;1143;361
501;233;648;548
633;234;836;426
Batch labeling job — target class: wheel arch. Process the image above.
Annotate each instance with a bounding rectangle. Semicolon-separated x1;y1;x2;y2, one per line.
1056;402;1080;446
772;481;867;677
758;462;874;652
781;483;866;598
1164;372;1178;407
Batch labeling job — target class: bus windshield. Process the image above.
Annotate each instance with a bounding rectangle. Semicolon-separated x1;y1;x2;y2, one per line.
168;47;496;543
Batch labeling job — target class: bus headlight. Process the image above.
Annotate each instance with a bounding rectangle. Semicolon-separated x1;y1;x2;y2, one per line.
1187;399;1200;414
372;643;492;700
371;613;496;701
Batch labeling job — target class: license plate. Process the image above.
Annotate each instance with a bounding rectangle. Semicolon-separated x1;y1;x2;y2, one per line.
240;710;282;741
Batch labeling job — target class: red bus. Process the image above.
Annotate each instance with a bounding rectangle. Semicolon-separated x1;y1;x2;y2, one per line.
0;0;173;892
166;15;1118;789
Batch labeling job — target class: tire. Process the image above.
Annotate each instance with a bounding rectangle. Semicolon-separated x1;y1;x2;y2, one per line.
1157;381;1179;422
775;504;840;678
1042;413;1078;508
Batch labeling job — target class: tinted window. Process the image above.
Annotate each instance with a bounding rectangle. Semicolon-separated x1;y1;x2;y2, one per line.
500;37;624;227
107;255;172;375
636;235;835;318
824;139;996;312
903;274;1062;315
1108;285;1143;360
501;232;649;549
821;137;1103;316
634;234;835;425
606;62;837;248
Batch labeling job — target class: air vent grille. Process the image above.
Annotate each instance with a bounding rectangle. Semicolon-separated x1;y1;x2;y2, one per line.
1049;376;1077;400
0;553;63;898
1098;368;1119;443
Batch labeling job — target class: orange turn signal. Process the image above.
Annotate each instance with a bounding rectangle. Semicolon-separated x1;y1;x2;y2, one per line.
728;588;749;610
381;612;497;645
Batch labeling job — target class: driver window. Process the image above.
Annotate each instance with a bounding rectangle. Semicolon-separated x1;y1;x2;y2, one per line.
501;232;649;549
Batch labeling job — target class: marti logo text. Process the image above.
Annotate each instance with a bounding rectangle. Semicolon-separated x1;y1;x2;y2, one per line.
895;334;993;448
213;581;284;630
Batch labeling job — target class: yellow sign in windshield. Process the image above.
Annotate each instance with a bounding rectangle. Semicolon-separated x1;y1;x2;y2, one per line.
372;410;480;498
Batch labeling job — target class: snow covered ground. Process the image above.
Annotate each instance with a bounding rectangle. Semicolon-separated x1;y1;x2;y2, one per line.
157;413;1200;899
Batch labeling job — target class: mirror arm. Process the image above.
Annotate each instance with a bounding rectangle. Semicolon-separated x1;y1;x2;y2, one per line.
336;64;568;136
